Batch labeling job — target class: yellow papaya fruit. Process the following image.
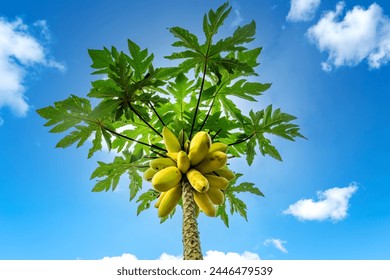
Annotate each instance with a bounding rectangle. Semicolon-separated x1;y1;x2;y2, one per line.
204;174;229;190
194;151;227;174
143;168;157;182
178;129;188;148
154;192;166;208
162;126;181;153
194;203;200;218
193;191;216;217
177;150;190;173
186;169;209;193
150;157;176;171
166;152;179;162
209;142;228;153
206;187;224;205
188;131;211;166
184;140;190;154
214;166;235;181
152;166;182;192
158;186;182;217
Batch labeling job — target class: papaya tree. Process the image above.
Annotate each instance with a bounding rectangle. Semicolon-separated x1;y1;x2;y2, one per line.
37;2;304;260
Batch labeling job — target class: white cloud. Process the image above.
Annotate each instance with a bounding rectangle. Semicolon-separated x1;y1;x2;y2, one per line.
102;250;260;261
0;17;65;121
264;238;288;253
287;0;321;22
102;253;138;261
203;250;260;260
231;8;243;27
307;2;390;71
283;183;358;221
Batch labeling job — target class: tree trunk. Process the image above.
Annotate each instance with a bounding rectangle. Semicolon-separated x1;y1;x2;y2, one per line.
182;180;203;260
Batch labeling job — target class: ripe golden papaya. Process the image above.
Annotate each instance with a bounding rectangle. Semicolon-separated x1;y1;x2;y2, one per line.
154;192;166;208
209;142;228;153
158;186;182;217
214;166;235;181
206;187;224;205
162;126;181;153
166;152;179;162
188;131;211;166
193;191;216;217
186;169;209;193
204;174;229;190
194;151;227;174
177;150;190;173
152;166;182;192
143;168;157;182
150;157;176;171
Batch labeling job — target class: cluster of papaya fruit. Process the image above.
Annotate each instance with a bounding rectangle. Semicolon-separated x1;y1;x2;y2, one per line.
143;127;235;218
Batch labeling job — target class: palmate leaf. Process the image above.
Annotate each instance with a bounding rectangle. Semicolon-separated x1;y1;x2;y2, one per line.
169;27;201;51
216;173;264;227
210;20;256;55
88;47;113;70
90;150;146;201
166;73;196;120
136;189;160;215
220;79;271;102
36;95;107;158
127;39;154;80
231;105;305;164
203;2;231;42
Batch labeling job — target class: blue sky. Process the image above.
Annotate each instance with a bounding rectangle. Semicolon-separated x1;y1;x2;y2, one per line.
0;0;389;260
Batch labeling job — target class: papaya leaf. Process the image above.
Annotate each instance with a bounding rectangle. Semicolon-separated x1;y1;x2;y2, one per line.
216;203;229;227
203;2;231;42
136;189;159;216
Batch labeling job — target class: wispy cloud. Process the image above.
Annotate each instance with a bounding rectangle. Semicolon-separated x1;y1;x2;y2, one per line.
103;250;260;260
307;2;390;71
287;0;321;22
264;238;288;253
0;17;65;123
231;8;243;27
283;183;358;221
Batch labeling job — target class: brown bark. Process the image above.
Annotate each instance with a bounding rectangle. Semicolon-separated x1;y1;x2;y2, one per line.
182;180;203;260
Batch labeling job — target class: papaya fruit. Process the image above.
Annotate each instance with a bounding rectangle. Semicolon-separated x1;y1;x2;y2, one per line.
152;166;182;192
166;152;179;162
162;126;181;153
143;168;157;182
178;129;188;148
158;186;182;217
193;191;216;217
194;151;227;174
186;169;209;193
209;142;228;153
206;187;224;205
184;139;190;154
150;157;176;171
214;166;235;181
188;131;211;166
204;174;229;190
154;192;166;208
177;150;190;173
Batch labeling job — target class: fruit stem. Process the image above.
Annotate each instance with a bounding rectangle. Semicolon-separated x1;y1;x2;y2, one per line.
182;180;203;260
